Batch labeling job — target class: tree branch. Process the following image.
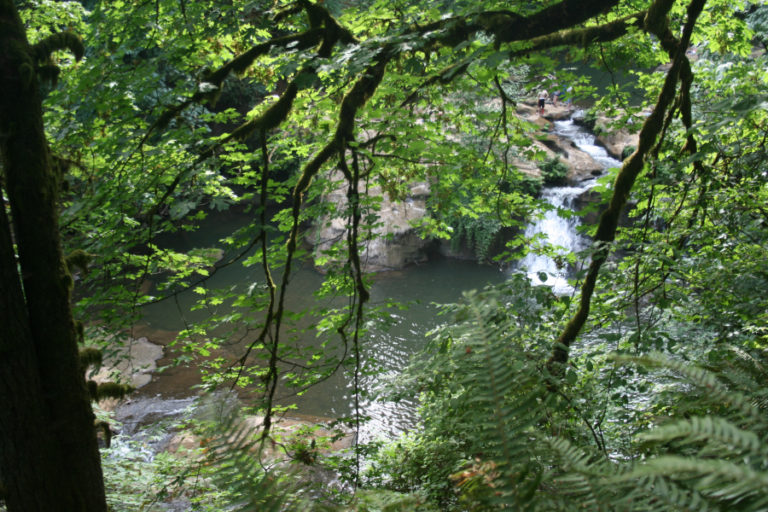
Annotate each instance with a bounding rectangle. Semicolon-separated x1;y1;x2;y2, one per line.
547;0;708;375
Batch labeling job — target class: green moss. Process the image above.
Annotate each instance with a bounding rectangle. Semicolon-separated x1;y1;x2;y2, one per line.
90;381;134;402
78;347;102;370
65;249;93;275
31;31;84;62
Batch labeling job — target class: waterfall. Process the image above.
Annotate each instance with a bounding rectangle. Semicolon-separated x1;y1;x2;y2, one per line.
518;115;622;293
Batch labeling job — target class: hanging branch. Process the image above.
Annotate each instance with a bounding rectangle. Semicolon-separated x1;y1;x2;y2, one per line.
254;128;282;445
259;53;388;444
231;131;277;406
342;146;370;488
547;0;708;376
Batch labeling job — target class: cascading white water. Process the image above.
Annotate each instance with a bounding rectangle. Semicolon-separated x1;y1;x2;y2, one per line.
519;114;622;293
553;115;623;169
519;183;593;294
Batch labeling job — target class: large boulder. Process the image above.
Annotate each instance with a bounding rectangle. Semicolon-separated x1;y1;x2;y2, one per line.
166;413;355;460
89;335;164;411
574;188;604;225
91;336;163;390
312;174;431;272
517;98;574;121
595;126;639;160
539;134;603;183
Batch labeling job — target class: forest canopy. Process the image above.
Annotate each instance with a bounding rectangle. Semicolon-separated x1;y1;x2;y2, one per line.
1;0;768;510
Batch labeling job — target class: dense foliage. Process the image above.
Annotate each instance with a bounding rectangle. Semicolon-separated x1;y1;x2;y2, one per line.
2;0;767;510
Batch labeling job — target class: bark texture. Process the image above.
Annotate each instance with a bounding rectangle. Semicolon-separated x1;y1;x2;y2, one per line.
0;1;107;510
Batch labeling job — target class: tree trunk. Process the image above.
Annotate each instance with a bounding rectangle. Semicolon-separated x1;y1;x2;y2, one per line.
0;1;108;510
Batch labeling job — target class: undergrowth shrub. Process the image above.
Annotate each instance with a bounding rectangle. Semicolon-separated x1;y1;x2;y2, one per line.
540;156;569;186
363;275;768;511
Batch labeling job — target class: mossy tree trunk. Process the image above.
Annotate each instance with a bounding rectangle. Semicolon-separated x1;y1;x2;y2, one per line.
0;1;107;510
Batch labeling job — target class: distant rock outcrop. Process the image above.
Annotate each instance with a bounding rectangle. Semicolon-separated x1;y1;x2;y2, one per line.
309;99;622;271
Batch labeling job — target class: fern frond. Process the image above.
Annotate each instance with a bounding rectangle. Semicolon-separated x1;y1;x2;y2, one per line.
726;345;766;376
616;456;768;511
611;352;762;421
628;475;716;512
430;285;559;507
195;401;306;511
638;416;762;454
546;437;605;475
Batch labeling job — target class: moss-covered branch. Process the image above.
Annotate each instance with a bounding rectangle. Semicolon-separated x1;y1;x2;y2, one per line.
547;0;707;375
511;11;645;56
31;31;84;62
405;7;640;106
153;1;356;130
152;29;324;131
410;0;621;48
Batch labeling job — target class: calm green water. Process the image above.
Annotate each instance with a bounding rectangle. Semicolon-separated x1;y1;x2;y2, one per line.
138;210;507;439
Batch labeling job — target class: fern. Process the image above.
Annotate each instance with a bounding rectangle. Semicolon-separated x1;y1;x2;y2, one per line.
637;416;762;454
544;437;618;511
628;475;716;512
190;399;308;511
612;352;764;422
372;277;581;509
372;282;768;511
616;457;768;510
605;351;768;512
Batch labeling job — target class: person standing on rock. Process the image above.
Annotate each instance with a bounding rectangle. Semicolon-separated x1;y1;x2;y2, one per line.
538;89;549;114
565;85;574;109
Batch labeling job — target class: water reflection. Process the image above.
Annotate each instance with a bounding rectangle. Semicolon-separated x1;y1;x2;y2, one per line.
139;254;507;440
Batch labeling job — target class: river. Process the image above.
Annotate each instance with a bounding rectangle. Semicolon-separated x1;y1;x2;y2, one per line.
128;114;620;441
517;116;621;294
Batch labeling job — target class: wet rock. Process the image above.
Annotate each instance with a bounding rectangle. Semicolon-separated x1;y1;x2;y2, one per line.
578;114;640;160
517;98;575;121
518;98;574;118
527;136;602;185
114;395;197;435
542;105;575;121
574;188;636;227
515;101;538;117
562;149;604;183
595;131;638;160
90;336;164;411
539;134;568;156
574;188;605;225
165;411;355;462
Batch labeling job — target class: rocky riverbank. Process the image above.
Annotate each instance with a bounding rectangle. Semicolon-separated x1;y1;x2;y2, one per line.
310;101;638;272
